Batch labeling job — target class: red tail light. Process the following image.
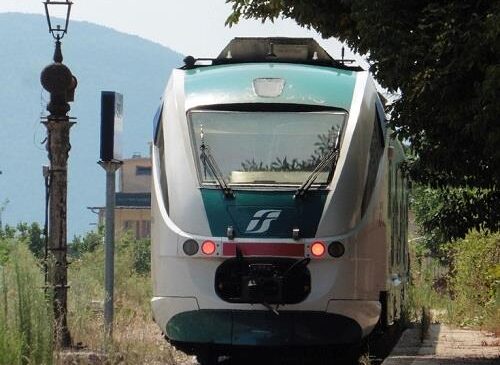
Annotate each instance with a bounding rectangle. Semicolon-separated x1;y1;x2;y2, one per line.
311;241;326;257
201;240;216;255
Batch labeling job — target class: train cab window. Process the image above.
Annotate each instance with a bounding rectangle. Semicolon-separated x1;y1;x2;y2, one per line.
188;110;347;187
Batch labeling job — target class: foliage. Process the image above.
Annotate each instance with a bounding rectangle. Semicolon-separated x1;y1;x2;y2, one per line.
0;224;16;240
119;231;151;275
0;223;45;259
407;245;449;324
18;222;45;259
70;226;104;257
226;0;500;188
447;230;500;328
412;185;500;260
408;230;500;331
0;238;53;365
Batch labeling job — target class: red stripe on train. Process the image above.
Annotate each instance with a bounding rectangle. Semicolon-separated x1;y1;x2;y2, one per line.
223;243;305;257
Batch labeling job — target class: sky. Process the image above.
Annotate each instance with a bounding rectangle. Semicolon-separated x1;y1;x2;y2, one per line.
0;1;370;236
0;0;367;65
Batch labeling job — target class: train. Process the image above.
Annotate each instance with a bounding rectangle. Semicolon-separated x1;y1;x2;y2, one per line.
150;38;409;362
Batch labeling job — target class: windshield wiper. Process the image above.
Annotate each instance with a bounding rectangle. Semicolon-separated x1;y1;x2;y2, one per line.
200;130;234;198
294;133;341;199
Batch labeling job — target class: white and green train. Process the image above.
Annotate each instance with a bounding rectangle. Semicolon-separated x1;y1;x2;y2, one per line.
150;38;409;358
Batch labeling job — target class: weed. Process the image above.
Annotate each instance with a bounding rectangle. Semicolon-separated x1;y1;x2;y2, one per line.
0;239;53;365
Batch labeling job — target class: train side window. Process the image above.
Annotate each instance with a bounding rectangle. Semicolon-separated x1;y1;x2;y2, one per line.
155;109;169;213
400;176;409;266
361;106;385;215
396;169;403;264
375;100;387;144
391;163;401;266
153;104;163;145
388;156;392;220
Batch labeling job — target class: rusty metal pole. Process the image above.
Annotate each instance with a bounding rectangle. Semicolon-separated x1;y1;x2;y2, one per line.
40;39;77;348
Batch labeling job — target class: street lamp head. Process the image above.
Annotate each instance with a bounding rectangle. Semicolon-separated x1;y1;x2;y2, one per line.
41;0;77;117
43;0;73;41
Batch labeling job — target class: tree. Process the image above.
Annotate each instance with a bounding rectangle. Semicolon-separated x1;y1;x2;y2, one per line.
226;0;500;188
412;185;500;261
26;223;45;259
70;226;104;257
0;222;46;258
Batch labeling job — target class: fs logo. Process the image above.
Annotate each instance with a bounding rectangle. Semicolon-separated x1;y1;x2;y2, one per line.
245;209;282;234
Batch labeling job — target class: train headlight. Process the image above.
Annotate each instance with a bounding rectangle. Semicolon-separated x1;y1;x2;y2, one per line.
183;239;199;256
201;240;217;255
253;78;285;98
328;241;345;258
310;241;326;257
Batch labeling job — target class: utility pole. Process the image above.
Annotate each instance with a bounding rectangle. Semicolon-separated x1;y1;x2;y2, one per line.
40;0;77;348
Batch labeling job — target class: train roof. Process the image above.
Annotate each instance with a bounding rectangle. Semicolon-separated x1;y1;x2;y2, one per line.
182;62;360;111
181;37;364;72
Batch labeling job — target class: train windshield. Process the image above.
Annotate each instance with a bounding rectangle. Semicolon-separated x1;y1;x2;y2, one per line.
188;110;346;187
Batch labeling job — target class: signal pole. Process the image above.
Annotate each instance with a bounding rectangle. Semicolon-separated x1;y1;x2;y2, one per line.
99;91;124;343
99;160;122;340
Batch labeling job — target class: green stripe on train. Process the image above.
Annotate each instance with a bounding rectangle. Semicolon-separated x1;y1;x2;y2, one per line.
200;189;327;238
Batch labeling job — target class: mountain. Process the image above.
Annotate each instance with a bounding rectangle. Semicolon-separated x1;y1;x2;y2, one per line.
0;13;183;237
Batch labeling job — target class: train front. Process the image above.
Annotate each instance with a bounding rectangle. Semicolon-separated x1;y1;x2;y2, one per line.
151;38;384;350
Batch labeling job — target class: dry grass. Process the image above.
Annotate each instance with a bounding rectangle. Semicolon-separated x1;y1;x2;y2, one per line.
67;241;191;364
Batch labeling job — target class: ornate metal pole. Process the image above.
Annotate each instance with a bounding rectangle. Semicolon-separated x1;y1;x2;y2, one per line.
40;38;77;349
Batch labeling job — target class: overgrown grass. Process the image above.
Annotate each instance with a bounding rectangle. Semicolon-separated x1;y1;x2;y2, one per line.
0;230;183;364
68;233;180;364
0;238;53;365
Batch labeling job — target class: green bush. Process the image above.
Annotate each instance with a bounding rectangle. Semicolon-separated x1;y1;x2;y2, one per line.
70;226;104;257
448;230;500;328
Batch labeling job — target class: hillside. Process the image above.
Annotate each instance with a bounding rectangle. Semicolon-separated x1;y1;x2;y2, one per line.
0;13;183;236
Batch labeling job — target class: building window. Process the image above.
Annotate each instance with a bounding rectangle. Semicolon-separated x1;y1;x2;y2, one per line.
140;220;151;239
124;220;135;231
136;166;152;176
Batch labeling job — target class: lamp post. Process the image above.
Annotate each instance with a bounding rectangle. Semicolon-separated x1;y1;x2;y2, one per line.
40;0;76;348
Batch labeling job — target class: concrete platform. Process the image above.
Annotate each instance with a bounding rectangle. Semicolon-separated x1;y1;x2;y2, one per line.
382;324;499;365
